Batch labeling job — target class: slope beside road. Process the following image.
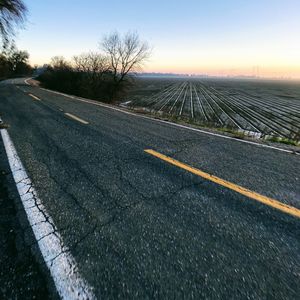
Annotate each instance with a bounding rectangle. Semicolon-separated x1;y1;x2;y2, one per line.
0;78;299;299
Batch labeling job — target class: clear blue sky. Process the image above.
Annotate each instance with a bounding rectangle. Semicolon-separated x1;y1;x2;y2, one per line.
17;0;300;78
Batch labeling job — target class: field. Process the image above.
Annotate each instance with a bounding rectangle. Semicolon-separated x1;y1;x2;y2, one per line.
125;77;300;140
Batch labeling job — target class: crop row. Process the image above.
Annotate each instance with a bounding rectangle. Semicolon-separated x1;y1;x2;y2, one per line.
129;81;300;139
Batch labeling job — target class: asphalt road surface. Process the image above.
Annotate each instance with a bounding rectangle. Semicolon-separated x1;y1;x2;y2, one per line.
0;78;299;299
0;134;50;299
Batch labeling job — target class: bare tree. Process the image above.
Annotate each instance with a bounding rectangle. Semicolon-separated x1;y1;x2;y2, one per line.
73;52;110;77
50;56;71;70
73;52;111;99
0;0;27;42
101;31;151;99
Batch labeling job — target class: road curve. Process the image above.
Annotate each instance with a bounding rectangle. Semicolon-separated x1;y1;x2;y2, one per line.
0;78;300;299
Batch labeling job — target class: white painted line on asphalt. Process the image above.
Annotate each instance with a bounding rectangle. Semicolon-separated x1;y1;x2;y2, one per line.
64;112;89;125
29;93;41;101
0;129;95;300
40;87;297;155
24;78;32;85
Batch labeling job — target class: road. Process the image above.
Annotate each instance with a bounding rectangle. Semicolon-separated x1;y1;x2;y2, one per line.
0;78;300;299
0;129;50;299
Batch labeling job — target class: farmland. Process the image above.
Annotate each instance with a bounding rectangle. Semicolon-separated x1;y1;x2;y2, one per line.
126;77;300;140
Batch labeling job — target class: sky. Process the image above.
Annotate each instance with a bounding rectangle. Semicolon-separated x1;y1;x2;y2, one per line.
15;0;300;78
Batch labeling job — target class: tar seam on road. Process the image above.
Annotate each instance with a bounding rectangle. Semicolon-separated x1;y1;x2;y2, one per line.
145;149;300;219
28;93;41;101
0;129;95;299
64;113;89;125
37;85;297;155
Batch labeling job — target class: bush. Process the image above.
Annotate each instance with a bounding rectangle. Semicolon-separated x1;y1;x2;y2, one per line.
37;55;132;103
37;66;117;102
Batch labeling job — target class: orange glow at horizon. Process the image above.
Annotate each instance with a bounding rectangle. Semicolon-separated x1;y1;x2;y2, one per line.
29;48;300;79
141;39;300;79
29;54;300;79
144;65;300;79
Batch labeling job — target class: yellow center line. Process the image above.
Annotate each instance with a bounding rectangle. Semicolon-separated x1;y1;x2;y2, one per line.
144;149;300;219
28;93;41;101
64;113;89;125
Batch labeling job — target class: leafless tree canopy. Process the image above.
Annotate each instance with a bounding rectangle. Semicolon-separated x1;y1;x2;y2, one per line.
73;52;110;76
73;52;112;98
0;0;27;40
50;56;70;70
39;31;152;102
101;31;151;84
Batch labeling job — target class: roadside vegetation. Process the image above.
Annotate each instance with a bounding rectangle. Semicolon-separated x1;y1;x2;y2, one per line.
0;42;32;79
38;31;151;103
0;0;32;80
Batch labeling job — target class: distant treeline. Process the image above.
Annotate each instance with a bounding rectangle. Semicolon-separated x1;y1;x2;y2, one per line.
0;43;32;80
38;32;150;103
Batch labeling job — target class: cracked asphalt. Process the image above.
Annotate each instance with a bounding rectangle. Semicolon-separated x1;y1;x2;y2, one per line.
0;129;51;299
0;78;300;299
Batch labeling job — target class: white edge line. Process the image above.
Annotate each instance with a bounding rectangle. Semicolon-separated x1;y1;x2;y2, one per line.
24;78;32;85
0;129;95;300
39;87;297;155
